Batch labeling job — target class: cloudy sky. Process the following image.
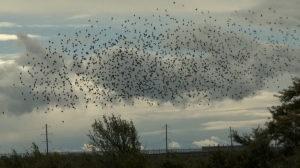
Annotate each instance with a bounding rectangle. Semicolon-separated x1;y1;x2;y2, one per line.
0;0;299;154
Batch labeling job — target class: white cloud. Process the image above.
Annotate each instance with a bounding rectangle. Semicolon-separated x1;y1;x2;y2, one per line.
0;22;22;28
192;139;218;147
52;149;61;153
211;136;221;142
0;53;21;60
0;34;21;41
202;119;267;130
81;143;100;151
0;34;45;41
26;24;90;28
169;141;180;148
0;59;15;65
67;14;95;20
211;136;228;144
64;144;101;153
193;136;228;147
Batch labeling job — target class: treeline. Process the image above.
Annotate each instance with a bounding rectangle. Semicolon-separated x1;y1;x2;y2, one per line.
1;77;300;168
0;142;299;168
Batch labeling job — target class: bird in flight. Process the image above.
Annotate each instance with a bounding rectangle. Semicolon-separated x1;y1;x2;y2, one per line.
16;1;300;112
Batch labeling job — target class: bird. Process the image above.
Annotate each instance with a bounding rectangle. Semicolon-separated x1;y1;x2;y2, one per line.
16;2;300;112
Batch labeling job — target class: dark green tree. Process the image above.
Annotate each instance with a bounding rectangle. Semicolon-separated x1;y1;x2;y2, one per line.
229;77;300;168
87;114;142;157
266;77;300;150
232;126;276;168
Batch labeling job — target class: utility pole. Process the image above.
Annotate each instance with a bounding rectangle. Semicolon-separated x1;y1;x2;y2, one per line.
229;127;233;147
46;124;49;154
162;124;171;154
42;124;52;154
166;124;167;152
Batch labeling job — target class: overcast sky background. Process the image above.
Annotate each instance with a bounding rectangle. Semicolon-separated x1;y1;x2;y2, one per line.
0;0;300;154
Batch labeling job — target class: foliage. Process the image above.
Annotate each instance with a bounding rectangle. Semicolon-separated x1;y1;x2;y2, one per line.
205;148;238;168
231;126;278;168
1;147;300;168
10;149;21;168
87;114;141;157
118;152;147;168
160;152;186;168
266;77;300;150
86;113;146;167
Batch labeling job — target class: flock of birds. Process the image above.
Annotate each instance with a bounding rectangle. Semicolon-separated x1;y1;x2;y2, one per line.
12;2;300;114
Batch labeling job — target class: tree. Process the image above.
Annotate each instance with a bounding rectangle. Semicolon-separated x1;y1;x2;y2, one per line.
226;77;300;167
87;114;142;158
232;126;276;168
266;77;300;150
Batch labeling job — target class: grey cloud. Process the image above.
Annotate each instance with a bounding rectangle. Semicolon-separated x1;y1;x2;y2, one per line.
4;0;300;115
0;31;86;115
246;107;269;111
230;0;300;29
0;0;255;15
158;17;300;101
0;62;45;115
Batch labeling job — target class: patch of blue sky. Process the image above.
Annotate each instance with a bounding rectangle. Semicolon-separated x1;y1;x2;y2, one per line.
1;12;213;59
0;41;17;54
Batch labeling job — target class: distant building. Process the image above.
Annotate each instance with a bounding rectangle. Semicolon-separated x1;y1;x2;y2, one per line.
202;145;244;152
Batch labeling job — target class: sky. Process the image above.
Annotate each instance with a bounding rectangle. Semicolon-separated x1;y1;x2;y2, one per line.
0;0;300;154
